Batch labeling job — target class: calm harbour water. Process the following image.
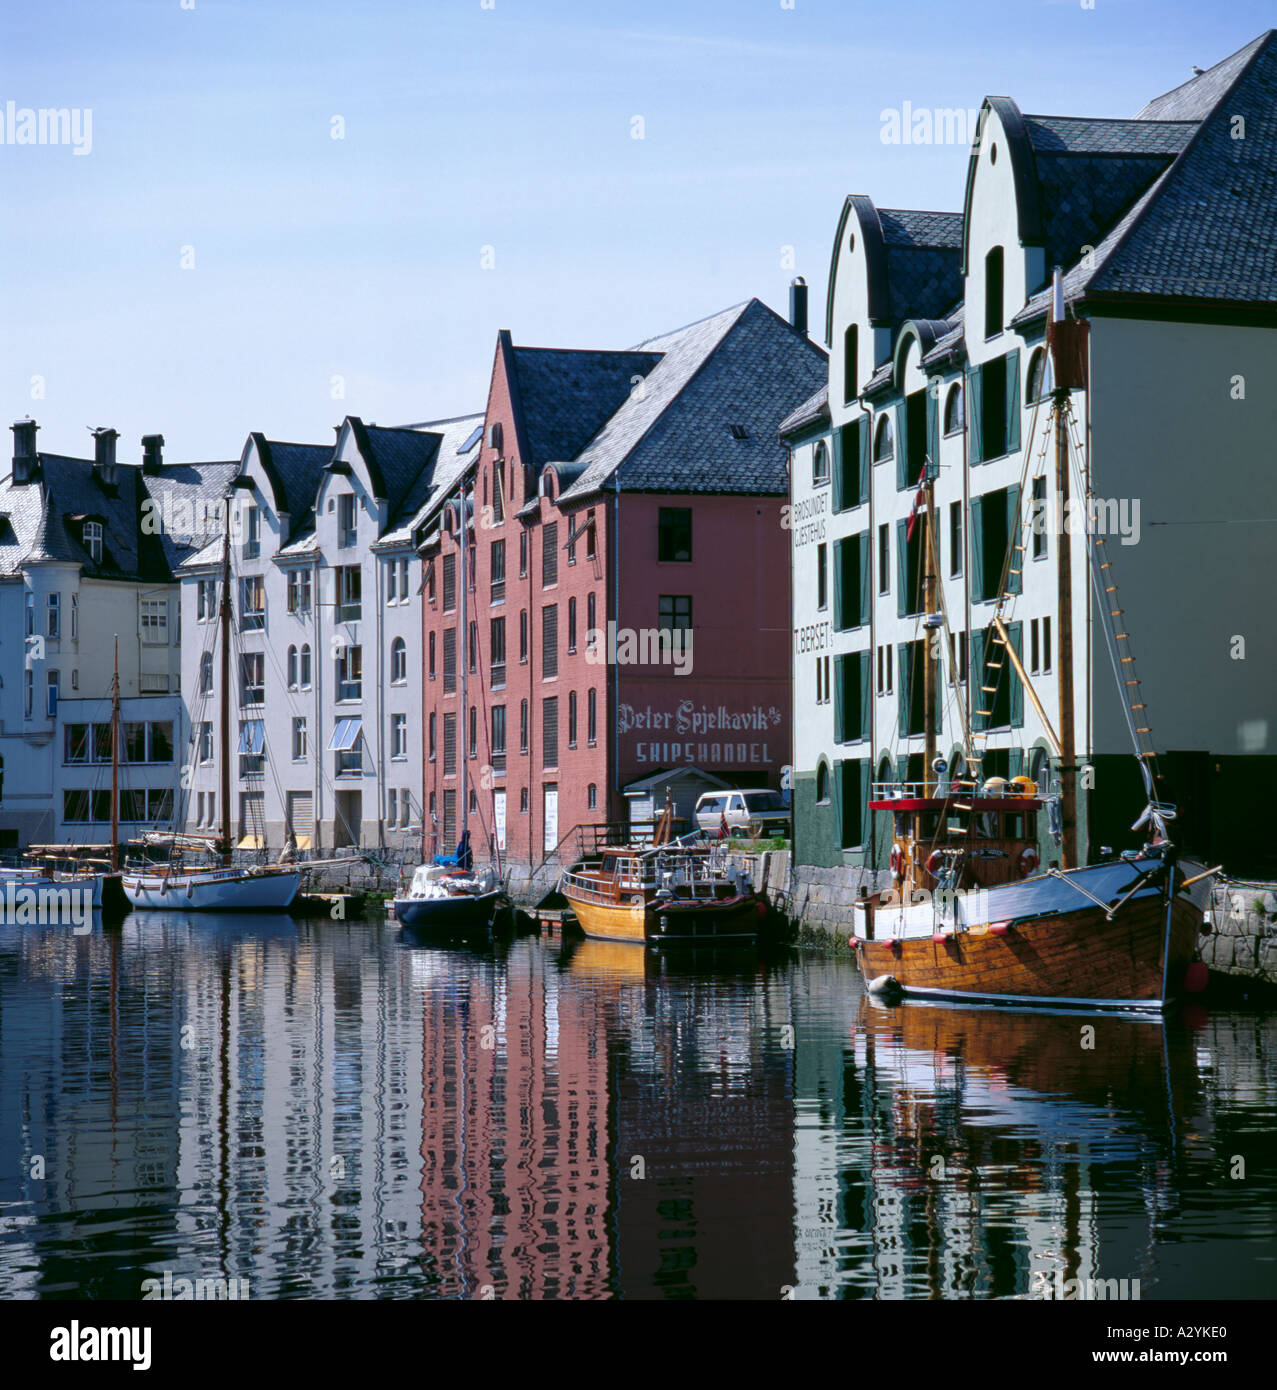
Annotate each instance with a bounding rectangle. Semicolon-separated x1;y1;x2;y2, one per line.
0;913;1273;1301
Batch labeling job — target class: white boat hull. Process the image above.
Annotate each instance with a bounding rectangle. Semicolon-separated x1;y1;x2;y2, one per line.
122;867;299;912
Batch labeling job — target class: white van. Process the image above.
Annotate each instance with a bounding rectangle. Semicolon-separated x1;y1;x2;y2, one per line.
694;789;790;839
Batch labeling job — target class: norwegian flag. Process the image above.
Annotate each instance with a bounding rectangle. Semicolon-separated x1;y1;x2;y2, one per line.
905;462;928;542
718;810;729;840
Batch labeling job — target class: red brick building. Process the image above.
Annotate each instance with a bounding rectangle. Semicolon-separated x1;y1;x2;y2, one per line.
420;298;826;869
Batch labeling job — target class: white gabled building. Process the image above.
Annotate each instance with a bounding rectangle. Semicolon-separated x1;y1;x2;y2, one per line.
179;413;481;854
786;31;1277;876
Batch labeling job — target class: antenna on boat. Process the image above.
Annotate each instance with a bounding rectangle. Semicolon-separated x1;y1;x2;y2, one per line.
219;494;233;867
110;635;120;872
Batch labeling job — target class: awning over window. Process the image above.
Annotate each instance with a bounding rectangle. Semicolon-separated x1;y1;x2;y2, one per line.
237;720;265;754
237;834;265;850
328;717;363;752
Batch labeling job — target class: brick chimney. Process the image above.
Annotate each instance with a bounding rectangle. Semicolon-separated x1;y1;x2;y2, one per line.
11;418;39;484
91;427;119;487
141;433;164;475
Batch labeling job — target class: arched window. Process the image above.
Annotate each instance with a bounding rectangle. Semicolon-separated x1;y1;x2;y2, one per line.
815;760;830;805
944;383;964;435
1026;347;1051;403
812;441;830;485
587;783;597;810
390;636;407;684
985;245;1004;338
287;645;298;689
843;325;859;404
873;415;894;462
299;644;312;690
199;651;213;694
876;755;893;791
1029;747;1049;792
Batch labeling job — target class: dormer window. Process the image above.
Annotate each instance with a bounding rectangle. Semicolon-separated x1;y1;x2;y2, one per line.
338;494;357;548
243;504;260;559
83;521;103;563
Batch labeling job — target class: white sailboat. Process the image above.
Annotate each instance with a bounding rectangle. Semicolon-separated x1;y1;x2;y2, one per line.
122;499;300;912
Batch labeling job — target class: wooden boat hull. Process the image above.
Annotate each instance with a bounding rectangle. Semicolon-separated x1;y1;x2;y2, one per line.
854;892;1200;1010
394;888;505;932
562;885;759;945
122;867;300;911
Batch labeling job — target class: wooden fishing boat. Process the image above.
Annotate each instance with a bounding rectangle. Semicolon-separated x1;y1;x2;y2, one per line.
850;273;1212;1012
560;842;762;945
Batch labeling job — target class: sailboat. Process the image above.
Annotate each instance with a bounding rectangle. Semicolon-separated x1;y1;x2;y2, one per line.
850;271;1210;1011
394;480;509;933
122;500;300;911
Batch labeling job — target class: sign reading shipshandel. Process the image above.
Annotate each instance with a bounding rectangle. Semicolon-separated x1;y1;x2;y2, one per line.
620;700;783;767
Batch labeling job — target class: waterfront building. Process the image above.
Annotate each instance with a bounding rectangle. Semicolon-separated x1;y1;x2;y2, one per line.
178;413;480;851
419;299;826;870
0;422;233;850
785;32;1277;875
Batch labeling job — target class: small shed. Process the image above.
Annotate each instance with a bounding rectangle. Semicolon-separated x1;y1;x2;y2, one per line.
623;767;731;836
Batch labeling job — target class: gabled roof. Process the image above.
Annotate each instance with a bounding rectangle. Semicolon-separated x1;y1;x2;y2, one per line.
1135;31;1271;119
378;412;484;548
142;460;240;572
557;298;827;501
246;437;332;543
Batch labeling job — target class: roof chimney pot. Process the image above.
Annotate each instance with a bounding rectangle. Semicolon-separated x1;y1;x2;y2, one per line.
11;418;38;484
789;276;809;337
141;433;165;474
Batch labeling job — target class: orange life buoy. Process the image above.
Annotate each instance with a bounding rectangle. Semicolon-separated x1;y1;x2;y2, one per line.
890;845;904;877
1019;846;1039;877
926;850;944;877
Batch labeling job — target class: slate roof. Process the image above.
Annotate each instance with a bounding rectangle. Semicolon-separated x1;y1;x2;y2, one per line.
377;413;484;548
1135;32;1270;119
876;209;965;327
878;209;964;249
557;298;827;501
511;348;662;467
778;384;829;438
143;460;240;572
253;440;332;543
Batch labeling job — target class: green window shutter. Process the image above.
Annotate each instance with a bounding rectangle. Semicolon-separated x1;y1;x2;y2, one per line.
1008;621;1025;727
971;627;988;732
833;761;845;844
832;430;844;512
926;381;939;469
896;519;908;617
842;758;864;849
896;401;910;490
1008;748;1025;779
833;654;846;741
896;753;910;785
832;539;844;630
967;367;983;464
970;494;986;602
897;643;910;732
1005;351;1021;453
858;530;871;626
934;638;942;736
858;416;870;506
858;650;871;740
1006;484;1022;595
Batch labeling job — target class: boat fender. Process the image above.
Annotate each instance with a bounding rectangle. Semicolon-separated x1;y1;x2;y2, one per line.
989;922;1010;937
1184;961;1209;994
890;844;905;878
1019;847;1039;877
926;850;944;877
866;974;903;1001
890;937;902;954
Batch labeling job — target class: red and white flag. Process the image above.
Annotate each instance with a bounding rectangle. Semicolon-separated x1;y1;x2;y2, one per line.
905;463;928;542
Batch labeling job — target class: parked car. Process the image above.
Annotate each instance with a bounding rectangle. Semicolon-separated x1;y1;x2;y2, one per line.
694;789;791;839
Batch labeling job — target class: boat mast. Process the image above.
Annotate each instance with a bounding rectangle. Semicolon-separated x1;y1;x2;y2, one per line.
110;635;120;872
922;467;938;796
219;496;233;867
1049;269;1078;868
457;479;468;856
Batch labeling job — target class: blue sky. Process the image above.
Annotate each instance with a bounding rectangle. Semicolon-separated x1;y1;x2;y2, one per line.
1;0;1269;460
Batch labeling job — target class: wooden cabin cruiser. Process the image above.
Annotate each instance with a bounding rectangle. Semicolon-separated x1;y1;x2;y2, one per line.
559;842;763;946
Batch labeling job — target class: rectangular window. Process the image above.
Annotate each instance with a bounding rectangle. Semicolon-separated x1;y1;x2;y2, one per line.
240;652;265;706
386;558;398;604
238;719;266;776
400;788;410;827
950;502;964;577
391;712;407;759
519;530;528;578
47;592;60;638
542;522;558;586
338;493;357;548
1042;615;1052;674
491;616;506;688
491;539;506;604
1031;475;1048;559
878;524;889;595
443;628;457;693
835;418;867;510
658;595;692;632
833;532;870;631
586;509;596;559
519;609;528;663
491;706;507;772
428;713;436;761
443;711;457;775
1031;618;1040;675
140;598;167;644
198;722;213;763
519;700;529;753
292;717;307;761
25;592;34;636
494;462;505;524
896;518;925;618
568;690;578;748
47;669;59;717
468;619;477;674
816;542;827;611
658;507;692;562
567;597;577;653
399;557;410;601
843;324;859;405
542;696;559;769
971;485;1022;602
71;593;78;640
442;552;457;611
65;723;89;763
981;354;1009;460
388;788;397;826
587;688;597;745
542;604;558;677
286;570;312;614
240;576;265;630
244;504;260;559
468;705;477;760
336;565;362;622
